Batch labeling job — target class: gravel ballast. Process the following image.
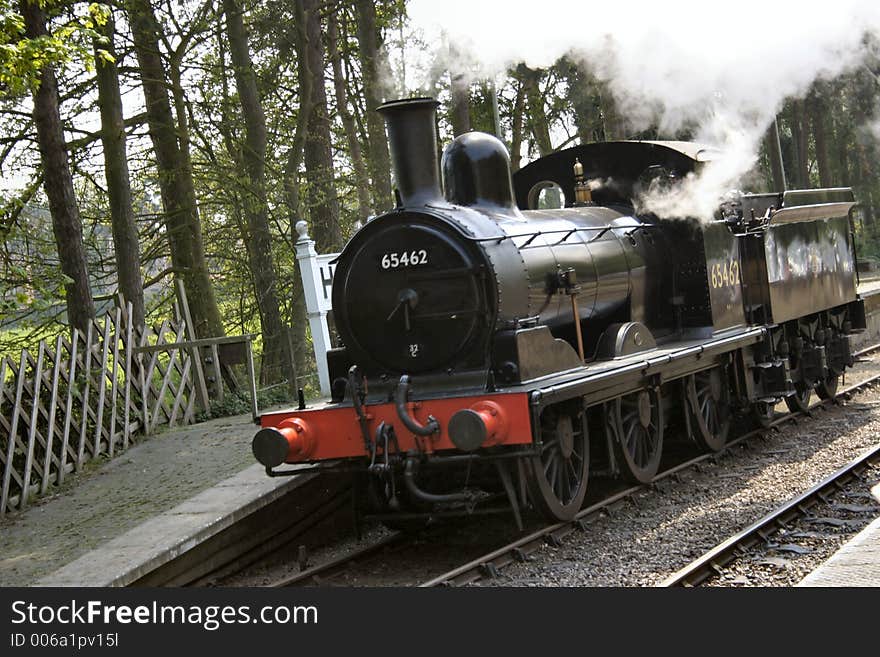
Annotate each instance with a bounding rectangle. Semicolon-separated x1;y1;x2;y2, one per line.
484;356;880;587
223;355;880;588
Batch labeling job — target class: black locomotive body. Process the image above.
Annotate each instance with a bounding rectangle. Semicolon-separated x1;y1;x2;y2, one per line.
253;97;866;525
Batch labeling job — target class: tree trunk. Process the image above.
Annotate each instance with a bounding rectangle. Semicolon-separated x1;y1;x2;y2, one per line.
510;77;525;172
763;116;787;192
126;0;224;338
354;0;392;212
299;0;341;251
850;71;878;234
93;12;145;329
521;66;553;156
275;0;312;388
564;61;601;144
833;115;851;187
790;100;810;188
223;0;291;386
21;0;95;334
328;12;372;223
282;0;312;222
599;82;625;140
808;89;832;188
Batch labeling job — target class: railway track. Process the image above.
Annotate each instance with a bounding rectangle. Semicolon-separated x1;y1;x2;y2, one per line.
145;344;880;587
658;443;880;587
272;533;406;587
257;347;880;588
418;353;880;587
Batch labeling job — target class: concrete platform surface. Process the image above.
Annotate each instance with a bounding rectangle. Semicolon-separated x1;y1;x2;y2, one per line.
35;463;307;587
0;413;265;586
797;481;880;586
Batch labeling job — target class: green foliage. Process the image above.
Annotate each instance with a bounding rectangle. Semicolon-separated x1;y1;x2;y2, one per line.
0;0;109;99
199;384;293;421
6;0;880;390
0;197;71;344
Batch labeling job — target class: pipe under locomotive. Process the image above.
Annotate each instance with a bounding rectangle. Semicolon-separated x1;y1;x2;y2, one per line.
253;97;866;526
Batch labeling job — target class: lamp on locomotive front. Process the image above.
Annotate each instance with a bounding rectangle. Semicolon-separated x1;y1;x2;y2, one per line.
447;401;509;452
252;418;315;468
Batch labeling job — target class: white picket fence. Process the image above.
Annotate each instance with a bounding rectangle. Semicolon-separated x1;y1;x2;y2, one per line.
0;289;256;515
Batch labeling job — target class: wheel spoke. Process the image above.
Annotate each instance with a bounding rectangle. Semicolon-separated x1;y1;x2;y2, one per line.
700;395;711;416
547;457;558;489
544;447;558;475
567;458;578;485
641;430;653;465
529;409;590;520
542;438;559;453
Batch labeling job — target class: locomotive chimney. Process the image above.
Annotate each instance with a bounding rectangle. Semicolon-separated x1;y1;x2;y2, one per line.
377;97;442;207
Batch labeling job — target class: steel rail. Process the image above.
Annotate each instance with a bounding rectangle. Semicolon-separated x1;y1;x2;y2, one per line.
657;441;880;587
419;362;880;587
185;485;353;586
272;532;405;587
135;341;880;587
265;343;880;589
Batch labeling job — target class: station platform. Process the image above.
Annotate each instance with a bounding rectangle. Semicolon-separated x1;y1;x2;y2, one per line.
0;412;306;587
797;482;880;587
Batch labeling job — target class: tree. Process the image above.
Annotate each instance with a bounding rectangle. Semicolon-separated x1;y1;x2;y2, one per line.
563;60;603;144
20;0;94;334
508;74;525;171
521;65;553;156
763;117;786;192
93;10;145;328
790;99;810;189
298;0;341;251
126;0;223;337
222;0;290;385
354;0;392;212
808;86;832;188
327;11;372;223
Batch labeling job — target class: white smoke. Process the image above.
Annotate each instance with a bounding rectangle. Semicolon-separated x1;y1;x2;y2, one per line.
407;0;880;219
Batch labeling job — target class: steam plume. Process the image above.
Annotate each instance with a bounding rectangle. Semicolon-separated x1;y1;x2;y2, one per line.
407;0;880;218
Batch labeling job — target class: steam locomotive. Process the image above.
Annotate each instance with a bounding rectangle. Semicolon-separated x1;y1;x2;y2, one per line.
252;97;866;526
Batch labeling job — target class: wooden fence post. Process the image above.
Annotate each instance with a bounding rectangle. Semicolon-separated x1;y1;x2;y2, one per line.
107;306;122;458
19;342;45;510
175;281;210;414
139;324;151;437
92;316;111;458
58;329;80;486
40;334;63;495
246;336;258;421
76;322;94;470
123;301;134;450
0;354;25;515
209;343;223;404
